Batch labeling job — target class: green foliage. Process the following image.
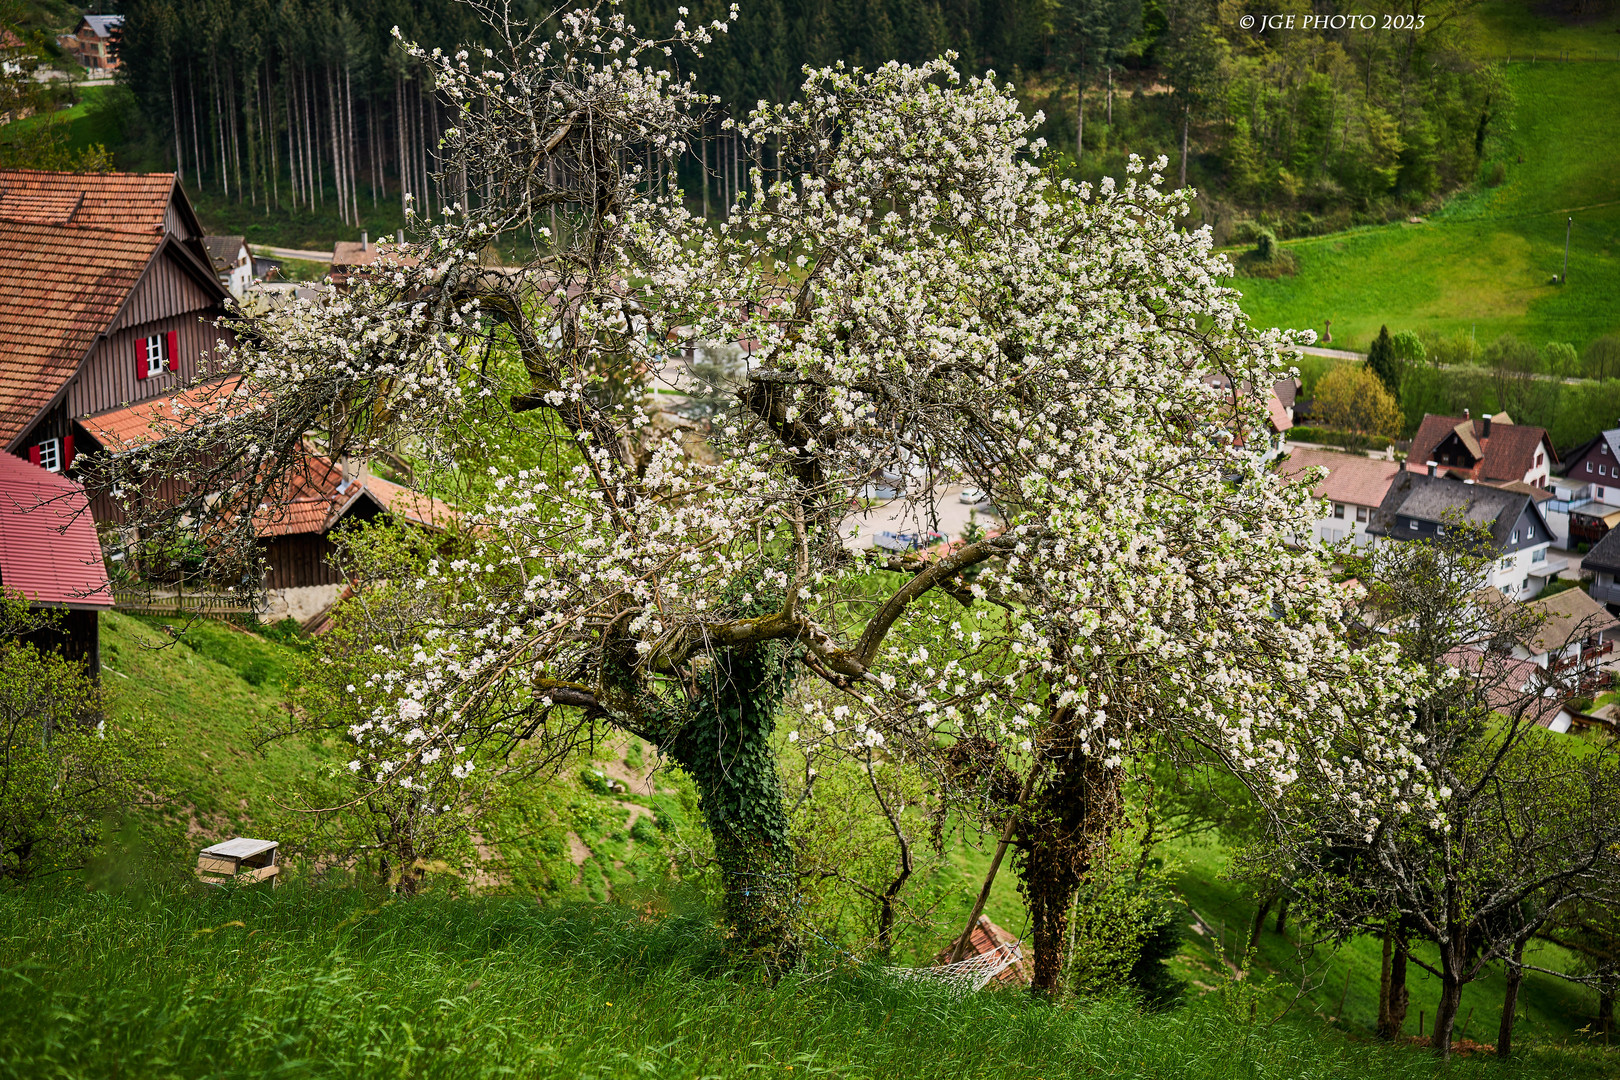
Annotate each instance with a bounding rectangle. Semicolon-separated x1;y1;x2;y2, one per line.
1;883;1611;1079
1236;63;1620;353
0;595;162;881
1253;227;1276;262
1066;837;1186;1009
1366;325;1401;399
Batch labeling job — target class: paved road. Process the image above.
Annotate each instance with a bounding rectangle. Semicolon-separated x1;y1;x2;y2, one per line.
252;245;335;263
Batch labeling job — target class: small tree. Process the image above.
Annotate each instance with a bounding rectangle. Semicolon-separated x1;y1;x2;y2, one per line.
1314;364;1403;438
1390;329;1426;369
1247;524;1620;1057
0;593;160;881
1366;324;1401;399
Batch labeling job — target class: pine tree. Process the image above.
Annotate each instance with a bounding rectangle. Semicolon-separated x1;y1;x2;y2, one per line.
1367;324;1401;400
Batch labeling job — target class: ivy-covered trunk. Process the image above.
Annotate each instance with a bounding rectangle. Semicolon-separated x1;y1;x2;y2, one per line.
655;645;799;959
1015;738;1125;995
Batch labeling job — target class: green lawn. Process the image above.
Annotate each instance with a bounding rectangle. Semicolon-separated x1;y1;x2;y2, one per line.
0;885;1610;1080
1474;1;1620;61
1235;62;1620;352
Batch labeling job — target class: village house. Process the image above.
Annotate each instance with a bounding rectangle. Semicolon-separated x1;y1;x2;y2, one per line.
202;235;253;298
0;450;112;672
57;14;122;73
1277;447;1401;549
1406;410;1556;488
0;169;232;475
1506;586;1620;684
1367;472;1557;600
1580;527;1620;609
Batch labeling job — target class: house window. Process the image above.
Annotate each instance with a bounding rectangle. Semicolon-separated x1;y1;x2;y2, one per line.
1604;444;1610;455
1437;524;1446;536
141;334;166;378
1588;462;1595;473
35;437;60;473
1408;520;1419;531
1536;451;1545;467
1500;556;1513;569
1602;465;1608;478
1522;578;1530;592
1356;506;1369;524
1511;530;1518;544
1333;503;1345;519
1533;548;1547;563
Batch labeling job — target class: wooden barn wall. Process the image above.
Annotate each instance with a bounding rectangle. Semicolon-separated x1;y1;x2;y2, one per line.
109;254;216;333
263;534;346;589
85;474;188;528
69;257;230;418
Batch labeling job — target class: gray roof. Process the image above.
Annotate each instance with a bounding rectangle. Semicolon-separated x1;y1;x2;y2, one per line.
1367;472;1545;550
201;235;246;273
82;15;123;37
1583;526;1620;575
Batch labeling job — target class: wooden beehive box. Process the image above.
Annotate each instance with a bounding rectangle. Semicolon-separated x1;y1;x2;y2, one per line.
197;837;279;887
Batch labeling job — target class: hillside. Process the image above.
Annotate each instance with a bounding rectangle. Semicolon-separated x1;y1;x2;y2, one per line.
1234;61;1620;352
87;610;1615;1066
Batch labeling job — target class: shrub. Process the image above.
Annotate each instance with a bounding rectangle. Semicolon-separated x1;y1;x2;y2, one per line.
1254;228;1277;262
0;594;162;881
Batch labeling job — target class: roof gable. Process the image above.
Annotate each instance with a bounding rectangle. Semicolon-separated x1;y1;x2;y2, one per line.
1407;413;1554;481
1369;473;1541;549
0;220;163;448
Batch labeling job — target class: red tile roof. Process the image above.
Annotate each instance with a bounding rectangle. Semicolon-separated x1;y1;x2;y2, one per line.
1407;413;1554;483
1278;447;1401;508
0;169;178;233
0;220;162;447
253;452;458;538
0;451;111;609
79;377;244;454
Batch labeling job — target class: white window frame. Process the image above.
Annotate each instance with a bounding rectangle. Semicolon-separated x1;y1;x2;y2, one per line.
1408;519;1419;531
142;334;166;378
36;437;60;473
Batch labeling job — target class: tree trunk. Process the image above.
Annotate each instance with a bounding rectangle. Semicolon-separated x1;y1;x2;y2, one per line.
1377;921;1409;1039
1179;108;1190;188
1274;895;1290;934
1497;941;1526;1058
1599;978;1615;1037
653;645;798;960
1014;733;1124;995
1106;66;1113;125
1432;944;1466;1056
1075;67;1085;163
1249;895;1274;951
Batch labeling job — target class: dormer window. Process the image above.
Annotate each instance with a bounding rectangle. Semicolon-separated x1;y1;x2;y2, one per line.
141;334;166;378
33;437;60;473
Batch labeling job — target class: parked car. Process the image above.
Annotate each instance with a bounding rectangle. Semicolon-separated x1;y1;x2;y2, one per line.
959;486;988;504
873;529;946;552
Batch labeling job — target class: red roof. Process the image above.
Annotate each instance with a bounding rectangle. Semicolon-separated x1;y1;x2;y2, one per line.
1278;447;1401;508
0;169;180;233
79;376;244;454
254;452;457;538
0;219;163;447
1407;413;1554;483
0;451;111;609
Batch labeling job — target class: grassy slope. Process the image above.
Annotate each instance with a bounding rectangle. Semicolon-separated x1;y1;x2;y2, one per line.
95;610;1610;1065
1;886;1610;1080
1234;61;1620;352
1474;1;1620;60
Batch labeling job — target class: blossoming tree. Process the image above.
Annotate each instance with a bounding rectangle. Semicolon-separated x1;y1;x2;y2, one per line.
91;2;1430;961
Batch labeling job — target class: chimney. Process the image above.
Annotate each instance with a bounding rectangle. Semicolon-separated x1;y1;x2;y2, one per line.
1482;413;1493;438
1427;460;1438;477
1464;408;1471;421
361;230;368;251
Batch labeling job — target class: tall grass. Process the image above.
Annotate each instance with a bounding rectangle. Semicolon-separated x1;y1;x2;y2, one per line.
0;883;1608;1079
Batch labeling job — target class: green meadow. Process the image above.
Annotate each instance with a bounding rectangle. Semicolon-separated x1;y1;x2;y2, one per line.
1235;61;1620;353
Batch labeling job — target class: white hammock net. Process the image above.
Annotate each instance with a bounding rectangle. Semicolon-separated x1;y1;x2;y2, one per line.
886;939;1024;994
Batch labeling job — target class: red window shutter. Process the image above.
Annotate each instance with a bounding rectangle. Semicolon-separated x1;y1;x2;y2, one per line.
136;338;148;380
28;444;41;466
167;330;180;372
62;435;75;470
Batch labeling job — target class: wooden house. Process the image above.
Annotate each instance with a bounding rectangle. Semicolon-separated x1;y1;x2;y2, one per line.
0;169;232;475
